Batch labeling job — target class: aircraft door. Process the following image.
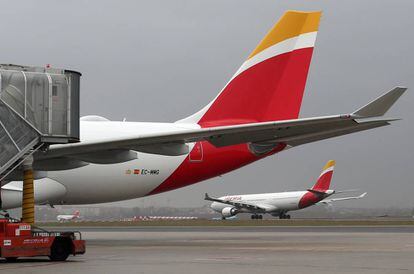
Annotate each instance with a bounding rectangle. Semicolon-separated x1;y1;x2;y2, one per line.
189;142;203;162
50;74;69;136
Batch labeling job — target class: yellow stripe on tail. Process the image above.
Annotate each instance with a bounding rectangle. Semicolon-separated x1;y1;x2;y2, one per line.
322;160;336;171
312;160;336;191
248;10;321;59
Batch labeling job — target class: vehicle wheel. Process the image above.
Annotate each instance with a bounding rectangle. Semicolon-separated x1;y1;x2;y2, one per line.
49;239;70;261
258;215;263;219
5;257;18;262
251;215;256;219
221;216;226;220
286;215;291;219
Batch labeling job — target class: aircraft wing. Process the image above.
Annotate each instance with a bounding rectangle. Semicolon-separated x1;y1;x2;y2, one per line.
34;87;405;167
204;193;267;211
318;192;367;204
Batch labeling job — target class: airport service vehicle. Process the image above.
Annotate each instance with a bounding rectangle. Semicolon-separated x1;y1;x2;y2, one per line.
0;217;85;262
1;11;406;209
206;160;367;219
57;210;80;222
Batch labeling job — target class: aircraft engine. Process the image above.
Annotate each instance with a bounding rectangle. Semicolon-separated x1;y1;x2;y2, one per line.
1;179;67;210
221;207;238;217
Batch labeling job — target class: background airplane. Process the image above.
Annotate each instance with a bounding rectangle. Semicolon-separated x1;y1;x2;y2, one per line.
212;216;238;221
0;11;405;210
56;210;80;222
206;160;367;219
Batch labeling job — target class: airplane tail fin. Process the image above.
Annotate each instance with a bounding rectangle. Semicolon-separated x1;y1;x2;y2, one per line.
74;210;80;217
311;160;335;192
178;10;322;127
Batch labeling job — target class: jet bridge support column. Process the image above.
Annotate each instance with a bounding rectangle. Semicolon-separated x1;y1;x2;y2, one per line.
21;156;35;225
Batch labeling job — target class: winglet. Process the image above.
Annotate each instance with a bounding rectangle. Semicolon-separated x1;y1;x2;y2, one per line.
205;193;222;203
359;192;367;198
352;87;407;118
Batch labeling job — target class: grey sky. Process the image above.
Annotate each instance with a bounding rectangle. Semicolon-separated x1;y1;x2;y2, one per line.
1;0;413;208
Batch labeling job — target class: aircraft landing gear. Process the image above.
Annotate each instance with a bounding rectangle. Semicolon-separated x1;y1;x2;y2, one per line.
251;214;263;220
279;213;291;219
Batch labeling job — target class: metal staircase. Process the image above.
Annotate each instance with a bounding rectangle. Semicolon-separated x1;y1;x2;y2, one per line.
0;99;40;178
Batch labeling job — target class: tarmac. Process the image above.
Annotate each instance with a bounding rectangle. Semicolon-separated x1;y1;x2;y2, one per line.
1;225;413;274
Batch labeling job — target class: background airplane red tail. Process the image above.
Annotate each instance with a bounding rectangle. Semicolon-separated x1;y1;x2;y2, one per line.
312;160;335;192
178;11;321;127
73;210;80;217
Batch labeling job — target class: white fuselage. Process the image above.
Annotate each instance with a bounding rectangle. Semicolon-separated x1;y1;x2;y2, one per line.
3;118;288;209
210;191;326;216
46;120;200;204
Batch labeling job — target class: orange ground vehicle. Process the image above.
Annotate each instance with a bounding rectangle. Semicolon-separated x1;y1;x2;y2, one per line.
0;218;85;262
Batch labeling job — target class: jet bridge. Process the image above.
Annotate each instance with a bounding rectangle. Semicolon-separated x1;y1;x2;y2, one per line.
0;64;80;177
0;64;81;223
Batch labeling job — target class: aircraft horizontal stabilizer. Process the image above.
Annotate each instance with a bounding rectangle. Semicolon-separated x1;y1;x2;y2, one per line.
352;87;407;118
359;192;367;198
319;192;367;204
334;189;360;194
307;189;328;195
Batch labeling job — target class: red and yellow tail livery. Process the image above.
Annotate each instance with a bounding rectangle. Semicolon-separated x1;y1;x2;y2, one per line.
312;160;335;192
183;11;322;127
